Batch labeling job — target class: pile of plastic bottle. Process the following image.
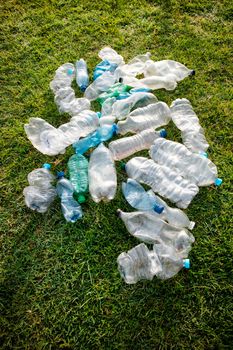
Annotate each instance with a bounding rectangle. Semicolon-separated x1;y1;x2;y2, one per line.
23;47;222;284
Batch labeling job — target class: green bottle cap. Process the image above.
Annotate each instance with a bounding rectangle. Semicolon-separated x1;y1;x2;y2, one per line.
78;194;86;203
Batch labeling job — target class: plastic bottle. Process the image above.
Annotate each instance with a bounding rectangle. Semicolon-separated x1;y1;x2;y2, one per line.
117;210;194;257
54;89;90;116
108;129;167;161
76;59;89;92
73;124;118;154
122;74;178;91
170;98;209;153
88;143;117;203
50;63;75;93
150;138;222;186
84;71;116;101
67;154;89;203
98;47;124;65
97;83;131;105
56;172;83;223
114;52;151;81
125;157;199;208
117;102;171;135
144;59;195;81
93;60;118;80
147;190;195;230
25;110;99;156
122;178;164;213
23;163;57;213
153;243;190;280
117;243;162;284
112;92;158;120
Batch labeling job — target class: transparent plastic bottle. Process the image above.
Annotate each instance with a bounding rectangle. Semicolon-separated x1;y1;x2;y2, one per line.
76;59;89;92
25;110;99;156
117;243;162;284
88;143;117;203
23;163;57;213
112;92;158;120
147;190;195;230
117;102;171;135
54;88;90;116
108;129;167;160
98;47;124;65
84;71;116;101
50;63;75;93
144;59;195;81
153;243;190;280
125;157;199;208
73;124;118;154
56;172;83;223
67;154;89;203
117;210;194;256
150;138;222;186
122;178;164;214
122;74;178;91
93;60;118;80
170;98;209;153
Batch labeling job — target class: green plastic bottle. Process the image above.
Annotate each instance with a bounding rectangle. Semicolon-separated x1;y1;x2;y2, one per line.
97;83;132;105
67;154;89;203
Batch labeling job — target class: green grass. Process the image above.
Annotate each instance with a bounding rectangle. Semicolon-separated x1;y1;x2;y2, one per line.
0;0;233;349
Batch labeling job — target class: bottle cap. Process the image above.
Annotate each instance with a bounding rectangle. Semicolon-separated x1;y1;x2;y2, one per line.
120;162;126;171
43;163;51;170
183;259;190;269
57;171;65;179
153;204;164;214
80;85;87;92
96;112;101;118
159;129;167;138
78;194;86;204
67;68;74;76
215;178;222;186
116;209;122;217
190;70;195;76
112;123;119;135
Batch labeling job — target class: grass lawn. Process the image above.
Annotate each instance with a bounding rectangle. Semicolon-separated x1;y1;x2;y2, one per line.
1;0;232;349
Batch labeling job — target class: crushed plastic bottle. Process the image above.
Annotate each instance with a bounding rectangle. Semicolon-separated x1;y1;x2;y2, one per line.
109;128;167;161
150;138;222;186
117;243;162;284
114;52;151;81
147;190;195;230
122;178;164;213
67;154;89;203
76;59;89;92
84;71;116;101
112;92;158;120
98;47;124;66
117;210;194;256
122;74;178;91
144;59;195;81
23;163;57;213
25;110;99;156
93;60;118;80
88;143;117;203
153;243;190;280
125;157;199;208
73;124;118;154
170;98;209;153
97;83;131;105
50;63;75;93
117;101;171;135
56;172;83;222
54;88;90;116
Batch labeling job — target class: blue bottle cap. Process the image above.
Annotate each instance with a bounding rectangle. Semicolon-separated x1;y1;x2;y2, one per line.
57;171;65;179
112;123;119;135
153;204;164;214
43;163;51;170
215;178;222;186
67;68;74;76
159;129;167;138
80;85;87;92
183;259;190;269
96;112;102;118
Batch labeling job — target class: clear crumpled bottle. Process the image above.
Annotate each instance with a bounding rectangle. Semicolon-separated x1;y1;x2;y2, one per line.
117;101;171;135
23;163;57;213
122;178;164;214
56;172;83;223
54;88;90;116
109;128;166;161
117;243;162;284
76;59;89;92
150;138;222;186
122;74;178;91
84;71;116;101
67;154;89;203
117;209;194;256
125;157;199;208
144;59;195;81
98;47;124;66
170;98;209;154
88;143;117;203
50;63;75;93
